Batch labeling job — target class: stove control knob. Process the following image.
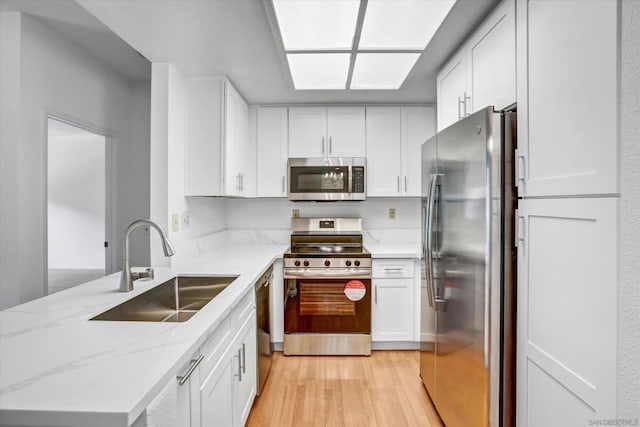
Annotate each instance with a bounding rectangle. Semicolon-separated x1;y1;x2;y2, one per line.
294;260;301;267
324;260;331;267
303;260;310;267
354;260;361;267
345;260;352;267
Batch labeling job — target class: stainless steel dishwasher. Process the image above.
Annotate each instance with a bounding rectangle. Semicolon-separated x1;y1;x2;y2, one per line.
256;265;273;395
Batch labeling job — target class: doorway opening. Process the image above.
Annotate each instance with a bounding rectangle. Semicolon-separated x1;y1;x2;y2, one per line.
47;117;108;294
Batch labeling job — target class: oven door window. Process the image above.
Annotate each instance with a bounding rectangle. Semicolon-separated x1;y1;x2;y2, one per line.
284;279;371;334
290;166;349;193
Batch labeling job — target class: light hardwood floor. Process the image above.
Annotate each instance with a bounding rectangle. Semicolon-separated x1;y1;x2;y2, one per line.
247;350;443;427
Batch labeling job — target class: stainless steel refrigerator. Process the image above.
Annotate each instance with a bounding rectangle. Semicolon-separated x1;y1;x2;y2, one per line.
420;106;516;427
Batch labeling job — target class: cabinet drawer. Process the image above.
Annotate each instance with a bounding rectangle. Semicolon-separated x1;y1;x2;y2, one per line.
232;289;255;329
199;316;233;379
372;259;415;278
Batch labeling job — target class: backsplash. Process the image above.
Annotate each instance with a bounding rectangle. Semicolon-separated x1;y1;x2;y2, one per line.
224;197;421;230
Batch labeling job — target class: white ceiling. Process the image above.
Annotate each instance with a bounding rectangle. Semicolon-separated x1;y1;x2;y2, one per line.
2;0;499;104
0;0;151;81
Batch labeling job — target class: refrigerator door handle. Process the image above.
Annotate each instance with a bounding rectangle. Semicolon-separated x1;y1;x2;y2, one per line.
425;174;438;310
422;205;434;309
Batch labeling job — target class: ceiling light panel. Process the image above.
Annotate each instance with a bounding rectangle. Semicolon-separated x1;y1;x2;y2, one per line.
351;53;421;89
273;0;360;50
359;0;456;50
287;53;351;89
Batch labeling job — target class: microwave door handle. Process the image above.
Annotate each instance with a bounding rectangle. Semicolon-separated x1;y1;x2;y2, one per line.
348;166;353;193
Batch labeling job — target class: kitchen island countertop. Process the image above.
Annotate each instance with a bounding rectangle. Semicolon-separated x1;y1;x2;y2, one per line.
0;243;286;427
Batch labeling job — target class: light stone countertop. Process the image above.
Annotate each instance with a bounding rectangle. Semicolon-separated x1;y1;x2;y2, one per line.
0;243;286;427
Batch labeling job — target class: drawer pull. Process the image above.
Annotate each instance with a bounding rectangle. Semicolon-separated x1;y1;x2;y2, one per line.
177;355;204;386
383;267;405;272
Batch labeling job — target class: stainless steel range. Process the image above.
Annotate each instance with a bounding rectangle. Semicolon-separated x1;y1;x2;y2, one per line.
283;217;372;355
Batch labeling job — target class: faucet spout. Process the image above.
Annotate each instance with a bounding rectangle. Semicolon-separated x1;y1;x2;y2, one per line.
120;219;175;292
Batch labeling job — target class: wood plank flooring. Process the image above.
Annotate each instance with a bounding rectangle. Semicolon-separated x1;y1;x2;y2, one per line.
247;350;443;427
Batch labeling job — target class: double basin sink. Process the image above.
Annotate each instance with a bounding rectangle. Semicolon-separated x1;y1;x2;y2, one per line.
91;275;239;323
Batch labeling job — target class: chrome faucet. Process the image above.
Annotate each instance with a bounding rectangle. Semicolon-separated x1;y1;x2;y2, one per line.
120;219;176;292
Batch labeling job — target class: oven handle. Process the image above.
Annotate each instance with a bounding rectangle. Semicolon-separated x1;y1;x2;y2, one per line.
284;269;371;278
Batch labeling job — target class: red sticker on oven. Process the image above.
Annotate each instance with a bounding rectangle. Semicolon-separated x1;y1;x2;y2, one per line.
344;280;366;301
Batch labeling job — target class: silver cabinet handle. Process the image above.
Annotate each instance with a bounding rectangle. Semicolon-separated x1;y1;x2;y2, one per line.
322;136;325;154
374;285;378;304
241;343;246;374
397;176;400;193
464;92;471;117
458;96;465;120
177;354;204;386
282;176;285;194
404;176;407;193
383;267;405;272
234;348;242;382
515;209;525;248
240;173;244;192
515;148;525;194
329;136;332;154
236;174;241;192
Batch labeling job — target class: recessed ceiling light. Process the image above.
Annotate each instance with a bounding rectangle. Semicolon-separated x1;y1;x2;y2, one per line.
359;0;456;50
272;0;360;50
350;53;421;89
287;53;351;90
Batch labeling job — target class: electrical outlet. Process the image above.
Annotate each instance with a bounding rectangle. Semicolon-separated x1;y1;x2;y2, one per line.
292;209;300;218
388;208;396;219
171;213;179;232
181;211;191;229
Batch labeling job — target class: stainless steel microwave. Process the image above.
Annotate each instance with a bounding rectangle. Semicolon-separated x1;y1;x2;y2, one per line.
288;157;366;201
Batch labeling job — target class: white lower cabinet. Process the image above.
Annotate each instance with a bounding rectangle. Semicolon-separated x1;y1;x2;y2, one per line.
516;198;617;426
371;259;417;343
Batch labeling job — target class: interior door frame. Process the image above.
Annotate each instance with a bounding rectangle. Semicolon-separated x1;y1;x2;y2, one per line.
43;111;116;295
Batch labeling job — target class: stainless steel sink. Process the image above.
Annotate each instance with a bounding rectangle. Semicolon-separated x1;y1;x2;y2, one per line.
91;275;239;322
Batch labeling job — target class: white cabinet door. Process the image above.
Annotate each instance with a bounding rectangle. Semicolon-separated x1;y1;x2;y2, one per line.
372;278;415;342
366;106;402;197
401;106;436;197
516;198;617;427
256;107;288;197
437;50;467;131
233;313;257;426
184;76;224;196
516;0;618;197
288;107;326;157
223;82;250;197
326;106;366;157
199;345;234;427
466;0;515;113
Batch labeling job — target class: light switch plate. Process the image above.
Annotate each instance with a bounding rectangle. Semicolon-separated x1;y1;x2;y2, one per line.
292;209;300;218
171;213;179;232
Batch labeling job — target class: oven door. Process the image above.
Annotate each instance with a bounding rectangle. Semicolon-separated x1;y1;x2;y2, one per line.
284;278;371;334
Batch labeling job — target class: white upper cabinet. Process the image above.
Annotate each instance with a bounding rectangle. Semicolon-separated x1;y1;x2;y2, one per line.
401;106;436;197
288;106;365;158
436;0;515;131
326;107;366;157
223;81;252;197
185;76;224;196
256;107;288;197
437;50;467;131
367;106;435;197
288;107;326;157
366;107;402;196
185;76;251;197
516;0;618;197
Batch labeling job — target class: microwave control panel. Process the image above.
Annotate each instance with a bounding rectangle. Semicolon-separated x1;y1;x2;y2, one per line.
352;167;365;193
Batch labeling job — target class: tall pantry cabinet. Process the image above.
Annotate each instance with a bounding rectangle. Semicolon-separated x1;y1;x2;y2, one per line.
515;1;619;425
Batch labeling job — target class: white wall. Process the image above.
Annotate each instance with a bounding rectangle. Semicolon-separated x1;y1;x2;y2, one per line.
47;123;105;269
150;63;227;266
0;12;151;309
224;197;420;230
619;0;640;417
